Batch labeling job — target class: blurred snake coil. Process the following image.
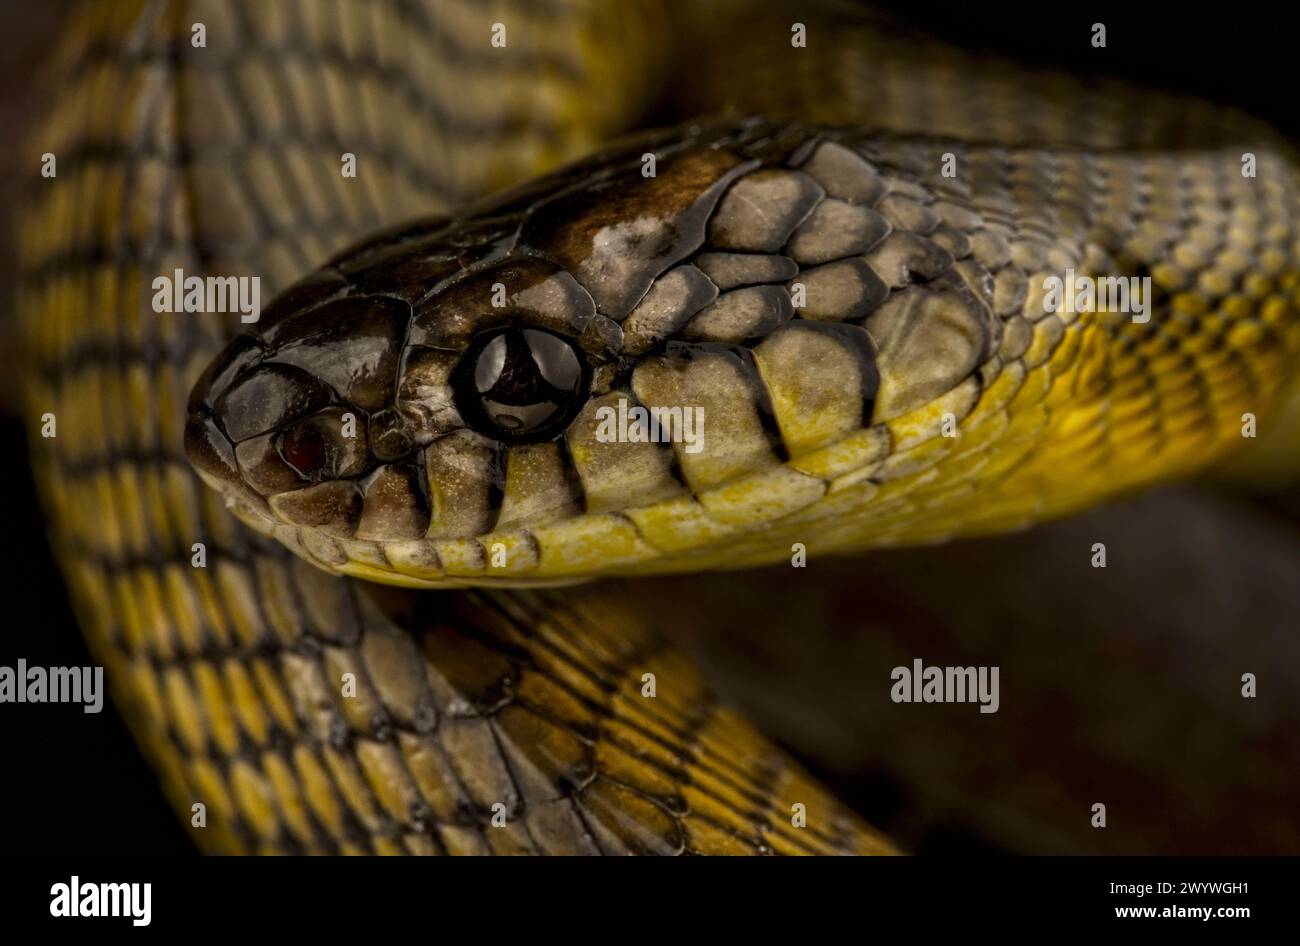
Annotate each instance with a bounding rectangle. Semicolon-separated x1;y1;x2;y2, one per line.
17;0;1300;854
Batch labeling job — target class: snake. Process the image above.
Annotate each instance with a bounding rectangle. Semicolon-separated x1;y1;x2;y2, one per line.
17;0;1300;855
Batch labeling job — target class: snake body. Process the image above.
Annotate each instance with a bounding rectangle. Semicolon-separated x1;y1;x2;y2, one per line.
19;0;1300;854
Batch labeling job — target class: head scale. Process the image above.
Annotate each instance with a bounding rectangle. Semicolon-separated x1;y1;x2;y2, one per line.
185;118;985;587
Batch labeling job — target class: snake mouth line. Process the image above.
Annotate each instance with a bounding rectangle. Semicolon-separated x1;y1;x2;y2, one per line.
15;0;1300;866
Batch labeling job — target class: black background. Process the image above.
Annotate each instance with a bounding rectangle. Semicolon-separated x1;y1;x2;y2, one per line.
1;1;1298;855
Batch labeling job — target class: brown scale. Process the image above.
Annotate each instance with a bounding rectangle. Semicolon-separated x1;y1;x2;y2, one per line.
27;0;1300;858
23;0;893;856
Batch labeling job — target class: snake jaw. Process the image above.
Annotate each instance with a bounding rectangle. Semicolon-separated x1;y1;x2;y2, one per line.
186;110;1300;590
180;119;938;585
27;0;1300;858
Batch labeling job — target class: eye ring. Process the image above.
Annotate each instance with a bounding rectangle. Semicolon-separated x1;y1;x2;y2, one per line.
452;327;589;443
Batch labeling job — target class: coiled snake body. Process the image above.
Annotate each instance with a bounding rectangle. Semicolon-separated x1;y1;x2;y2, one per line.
19;0;1300;854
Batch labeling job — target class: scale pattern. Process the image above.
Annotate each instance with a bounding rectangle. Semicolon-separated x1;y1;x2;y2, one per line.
187;118;1300;587
19;0;1300;856
19;0;891;854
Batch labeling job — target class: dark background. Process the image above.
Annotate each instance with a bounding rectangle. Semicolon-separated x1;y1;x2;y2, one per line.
1;1;1298;855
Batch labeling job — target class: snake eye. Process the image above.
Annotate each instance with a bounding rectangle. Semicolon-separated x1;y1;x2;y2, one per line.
454;327;587;441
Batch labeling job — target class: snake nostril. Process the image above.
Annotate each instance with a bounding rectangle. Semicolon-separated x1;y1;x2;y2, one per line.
279;423;328;478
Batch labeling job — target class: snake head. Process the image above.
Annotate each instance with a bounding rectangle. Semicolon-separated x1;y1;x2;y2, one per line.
188;118;1011;587
184;246;611;583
